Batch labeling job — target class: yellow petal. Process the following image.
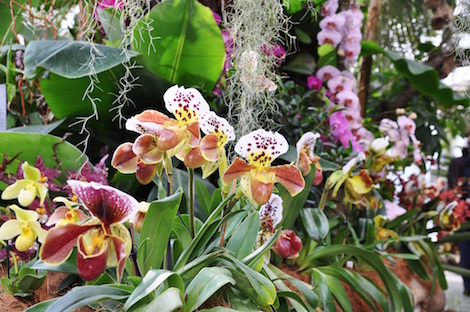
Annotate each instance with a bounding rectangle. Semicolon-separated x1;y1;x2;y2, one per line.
30;220;48;243
36;183;48;206
0;219;22;240
1;179;31;200
10;204;39;223
18;187;37;207
22;162;41;181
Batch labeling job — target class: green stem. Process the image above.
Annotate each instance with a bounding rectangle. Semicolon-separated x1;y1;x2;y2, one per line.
129;224;142;277
188;168;195;238
164;164;174;270
319;188;329;211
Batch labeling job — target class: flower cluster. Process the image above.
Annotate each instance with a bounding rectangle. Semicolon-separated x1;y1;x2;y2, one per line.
318;0;364;66
379;115;422;164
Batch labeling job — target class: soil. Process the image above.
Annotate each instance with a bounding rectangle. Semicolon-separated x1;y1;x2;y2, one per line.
0;263;94;312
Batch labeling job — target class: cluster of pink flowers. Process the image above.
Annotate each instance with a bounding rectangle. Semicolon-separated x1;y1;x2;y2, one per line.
318;0;363;66
310;65;373;152
379;115;422;164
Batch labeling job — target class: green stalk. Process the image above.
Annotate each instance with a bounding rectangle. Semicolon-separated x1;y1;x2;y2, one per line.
163;159;174;270
188;168;195;238
319;188;329;211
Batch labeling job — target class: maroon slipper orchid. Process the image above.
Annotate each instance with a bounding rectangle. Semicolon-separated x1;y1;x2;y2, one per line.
39;181;138;281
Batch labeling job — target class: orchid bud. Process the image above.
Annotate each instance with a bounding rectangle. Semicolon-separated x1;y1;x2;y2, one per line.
273;230;302;259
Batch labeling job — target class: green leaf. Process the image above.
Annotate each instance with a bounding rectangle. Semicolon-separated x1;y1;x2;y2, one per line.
226;211;260;259
221;254;276;306
280;164;316;229
17;269;47;292
23;41;138;79
96;8;124;44
1;277;14;295
361;41;469;107
311;270;336;312
124;270;184;310
317;44;336;68
173;194;234;271
318;271;352;312
0;132;86;187
138;189;183;275
302;245;409;312
295;28;312;44
133;0;225;92
31;250;78;274
195;179;212;218
25;299;58;312
7;119;65;134
282;53;315;75
300;208;329;242
242;229;281;267
143;287;184;312
185;267;235;311
44;285;132;312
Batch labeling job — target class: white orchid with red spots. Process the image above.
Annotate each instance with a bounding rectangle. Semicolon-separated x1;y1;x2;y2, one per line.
40;181;138;282
259;193;283;233
112;85;210;184
183;112;235;178
222;129;305;206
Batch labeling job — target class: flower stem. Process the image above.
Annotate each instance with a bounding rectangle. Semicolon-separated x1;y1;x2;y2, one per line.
129;224;142;277
319;188;329;211
164;166;174;270
189;168;195;238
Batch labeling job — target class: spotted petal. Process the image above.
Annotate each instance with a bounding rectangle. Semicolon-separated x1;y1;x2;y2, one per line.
112;143;139;174
235;129;288;167
163;85;210;124
67;181;139;225
40;223;97;265
126;110;169;135
259;194;283;227
200;112;235;146
268;165;305;197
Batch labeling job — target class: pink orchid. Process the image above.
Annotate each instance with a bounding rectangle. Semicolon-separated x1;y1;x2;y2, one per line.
317;29;342;47
273;230;302;259
307;75;323;90
319;14;346;31
321;0;339;16
384;200;406;220
316;65;340;81
327;73;356;93
336;90;360;109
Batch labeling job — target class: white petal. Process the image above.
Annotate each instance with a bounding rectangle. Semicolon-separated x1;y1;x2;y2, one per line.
163;85;210;122
235;129;289;162
342;152;365;174
200;112;235;141
259;194;283;227
296;132;321;161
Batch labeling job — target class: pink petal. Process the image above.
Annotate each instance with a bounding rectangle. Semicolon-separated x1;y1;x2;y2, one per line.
200;133;220;162
133;134;163;163
67;181;139;225
268;165;305;196
136;162;158;185
110;235;127;283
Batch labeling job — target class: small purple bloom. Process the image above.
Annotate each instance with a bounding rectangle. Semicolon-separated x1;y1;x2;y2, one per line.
213;11;221;26
307;75;323;91
319;14;346;31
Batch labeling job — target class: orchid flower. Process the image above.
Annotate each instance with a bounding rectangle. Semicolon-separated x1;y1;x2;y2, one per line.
40;181;138;281
1;162;48;207
183;112;235;178
326;153;373;204
296;132;323;186
373;215;398;241
222;129;305;206
113;86;211;182
46;197;88;227
0;205;47;252
316;65;340;81
259;193;283;233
